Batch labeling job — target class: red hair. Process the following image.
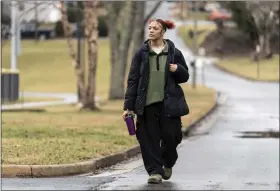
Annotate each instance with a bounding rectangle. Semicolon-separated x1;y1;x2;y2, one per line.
149;19;175;30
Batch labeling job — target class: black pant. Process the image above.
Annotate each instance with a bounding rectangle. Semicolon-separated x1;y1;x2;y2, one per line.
135;101;183;176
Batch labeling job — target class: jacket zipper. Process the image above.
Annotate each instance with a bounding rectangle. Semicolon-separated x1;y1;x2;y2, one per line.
156;55;160;71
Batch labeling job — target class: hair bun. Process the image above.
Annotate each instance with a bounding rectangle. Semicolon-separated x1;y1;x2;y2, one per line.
164;20;175;29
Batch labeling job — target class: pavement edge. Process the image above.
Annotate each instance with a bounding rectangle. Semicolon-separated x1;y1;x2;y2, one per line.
2;93;219;178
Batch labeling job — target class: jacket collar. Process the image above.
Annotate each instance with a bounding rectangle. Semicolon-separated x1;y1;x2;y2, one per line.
148;40;169;53
142;39;175;54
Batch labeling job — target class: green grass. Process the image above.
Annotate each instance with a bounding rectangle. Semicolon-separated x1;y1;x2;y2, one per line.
2;39;217;165
187;11;210;20
174;11;210;21
177;24;279;82
177;25;216;49
216;56;279;82
2;84;216;165
2;39;110;100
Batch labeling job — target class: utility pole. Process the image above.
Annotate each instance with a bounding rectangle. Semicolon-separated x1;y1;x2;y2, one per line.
16;16;21;56
11;1;17;71
191;1;198;89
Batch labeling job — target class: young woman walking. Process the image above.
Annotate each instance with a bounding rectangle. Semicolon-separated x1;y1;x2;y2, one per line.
122;19;190;184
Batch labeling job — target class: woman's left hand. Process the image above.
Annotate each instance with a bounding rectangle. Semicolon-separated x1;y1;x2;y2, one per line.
169;64;178;72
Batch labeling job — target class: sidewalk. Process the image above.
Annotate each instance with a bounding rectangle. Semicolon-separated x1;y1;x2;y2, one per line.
1;92;100;111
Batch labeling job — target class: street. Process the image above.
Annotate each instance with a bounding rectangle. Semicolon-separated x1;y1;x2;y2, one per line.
94;63;279;190
2;2;279;190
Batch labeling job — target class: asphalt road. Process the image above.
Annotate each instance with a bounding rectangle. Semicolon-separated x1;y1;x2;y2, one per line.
2;2;279;190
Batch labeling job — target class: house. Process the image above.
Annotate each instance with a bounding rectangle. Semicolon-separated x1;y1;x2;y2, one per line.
17;1;61;23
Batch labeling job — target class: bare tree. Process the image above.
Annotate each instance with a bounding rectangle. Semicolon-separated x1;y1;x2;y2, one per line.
83;1;99;109
246;1;279;58
106;1;136;100
131;1;163;54
144;2;163;24
106;1;163;100
130;2;145;56
60;1;99;110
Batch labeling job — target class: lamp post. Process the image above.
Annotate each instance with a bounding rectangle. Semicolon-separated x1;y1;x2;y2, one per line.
11;1;17;71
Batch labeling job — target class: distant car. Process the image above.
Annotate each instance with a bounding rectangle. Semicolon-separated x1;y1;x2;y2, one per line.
209;9;232;22
20;22;56;40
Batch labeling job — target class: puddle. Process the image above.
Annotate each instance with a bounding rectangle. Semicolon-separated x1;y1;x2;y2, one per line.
235;130;280;139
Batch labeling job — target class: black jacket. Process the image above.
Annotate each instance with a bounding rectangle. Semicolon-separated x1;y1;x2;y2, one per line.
124;39;190;117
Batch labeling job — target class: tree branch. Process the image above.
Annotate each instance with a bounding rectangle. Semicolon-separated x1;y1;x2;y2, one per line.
17;2;56;20
144;1;162;24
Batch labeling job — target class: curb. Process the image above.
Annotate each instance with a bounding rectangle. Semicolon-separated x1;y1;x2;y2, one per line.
2;146;141;178
2;93;219;178
214;64;279;83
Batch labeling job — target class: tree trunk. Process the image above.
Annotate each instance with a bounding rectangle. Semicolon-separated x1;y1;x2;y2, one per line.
60;1;86;103
131;1;163;55
247;1;278;59
107;1;162;100
119;2;136;85
83;1;99;110
144;1;163;23
108;1;135;100
107;2;122;99
131;1;145;55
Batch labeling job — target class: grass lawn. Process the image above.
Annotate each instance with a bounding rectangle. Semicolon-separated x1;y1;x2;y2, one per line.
186;11;210;20
173;11;210;21
2;39;217;165
2;84;216;165
2;39;110;100
177;25;216;49
216;56;279;82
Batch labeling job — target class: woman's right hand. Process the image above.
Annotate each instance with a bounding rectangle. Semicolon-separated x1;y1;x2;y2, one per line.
122;110;134;120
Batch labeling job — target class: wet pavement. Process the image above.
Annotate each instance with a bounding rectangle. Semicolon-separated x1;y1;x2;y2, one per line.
2;177;114;190
2;2;279;190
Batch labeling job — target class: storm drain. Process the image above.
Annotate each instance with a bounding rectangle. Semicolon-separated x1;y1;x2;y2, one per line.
235;130;280;139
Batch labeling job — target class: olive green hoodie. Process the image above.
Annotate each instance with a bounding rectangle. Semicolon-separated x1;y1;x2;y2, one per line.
145;41;168;106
